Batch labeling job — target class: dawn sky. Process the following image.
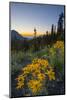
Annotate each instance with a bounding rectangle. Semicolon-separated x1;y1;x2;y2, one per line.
10;2;64;37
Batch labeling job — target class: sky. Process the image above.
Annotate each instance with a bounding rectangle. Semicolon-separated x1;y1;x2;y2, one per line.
10;2;64;37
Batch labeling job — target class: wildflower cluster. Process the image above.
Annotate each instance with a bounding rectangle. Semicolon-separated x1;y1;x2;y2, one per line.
16;58;55;94
54;41;64;49
50;41;64;56
49;40;64;73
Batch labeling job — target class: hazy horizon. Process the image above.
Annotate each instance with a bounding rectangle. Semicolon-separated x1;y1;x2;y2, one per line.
11;2;64;37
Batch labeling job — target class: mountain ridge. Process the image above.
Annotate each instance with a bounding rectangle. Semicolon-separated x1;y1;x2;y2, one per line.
11;30;25;40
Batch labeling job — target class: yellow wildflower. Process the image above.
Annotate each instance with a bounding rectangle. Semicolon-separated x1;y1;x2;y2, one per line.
28;80;42;94
37;73;45;81
32;69;40;77
16;75;24;89
54;41;64;49
32;58;38;64
32;58;49;67
16;82;24;89
22;67;30;75
16;75;24;82
46;69;55;80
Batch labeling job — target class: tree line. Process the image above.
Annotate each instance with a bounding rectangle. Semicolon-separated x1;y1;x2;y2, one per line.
11;12;65;52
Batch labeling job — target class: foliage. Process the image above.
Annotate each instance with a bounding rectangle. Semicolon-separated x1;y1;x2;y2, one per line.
49;41;64;74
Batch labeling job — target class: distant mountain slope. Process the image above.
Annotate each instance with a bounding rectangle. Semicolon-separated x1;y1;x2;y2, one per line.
11;30;24;40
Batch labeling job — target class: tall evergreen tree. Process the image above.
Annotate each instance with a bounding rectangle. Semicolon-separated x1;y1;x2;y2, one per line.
51;24;54;35
57;12;64;35
34;28;37;38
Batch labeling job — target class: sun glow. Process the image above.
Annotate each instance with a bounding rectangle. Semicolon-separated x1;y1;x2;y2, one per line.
20;32;45;37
